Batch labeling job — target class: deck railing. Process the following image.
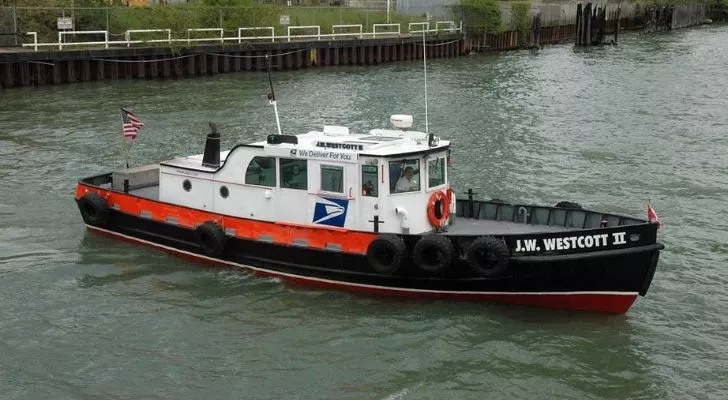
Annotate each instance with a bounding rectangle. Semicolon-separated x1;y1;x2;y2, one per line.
21;21;462;51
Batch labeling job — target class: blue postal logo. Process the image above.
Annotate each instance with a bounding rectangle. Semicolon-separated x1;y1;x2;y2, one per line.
313;197;349;227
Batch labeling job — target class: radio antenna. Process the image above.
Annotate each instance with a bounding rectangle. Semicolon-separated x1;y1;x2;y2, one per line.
422;30;431;139
422;29;430;134
266;55;282;136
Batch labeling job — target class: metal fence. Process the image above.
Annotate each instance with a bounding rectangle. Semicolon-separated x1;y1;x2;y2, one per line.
1;5;457;47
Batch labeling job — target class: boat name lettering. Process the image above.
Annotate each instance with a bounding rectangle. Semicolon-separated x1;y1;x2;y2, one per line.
315;142;363;151
175;169;199;176
296;149;355;161
514;232;628;253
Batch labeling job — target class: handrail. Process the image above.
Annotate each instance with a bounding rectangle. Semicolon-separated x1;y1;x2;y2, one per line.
287;25;321;42
18;22;461;51
408;22;430;33
125;29;171;47
58;30;108;50
332;24;363;39
238;27;275;43
436;21;457;32
372;23;400;38
26;31;37;51
187;28;223;45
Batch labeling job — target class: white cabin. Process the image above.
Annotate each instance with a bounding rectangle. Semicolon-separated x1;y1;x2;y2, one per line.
157;115;452;234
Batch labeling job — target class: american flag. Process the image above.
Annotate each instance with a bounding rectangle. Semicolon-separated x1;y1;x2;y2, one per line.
647;201;661;229
121;108;144;139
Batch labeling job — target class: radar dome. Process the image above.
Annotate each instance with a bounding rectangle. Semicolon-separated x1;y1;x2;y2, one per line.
390;115;413;130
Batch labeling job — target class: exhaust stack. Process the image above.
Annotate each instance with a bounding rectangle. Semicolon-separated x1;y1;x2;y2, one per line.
202;122;220;168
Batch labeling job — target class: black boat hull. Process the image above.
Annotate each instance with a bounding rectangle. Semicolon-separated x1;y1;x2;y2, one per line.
80;205;662;314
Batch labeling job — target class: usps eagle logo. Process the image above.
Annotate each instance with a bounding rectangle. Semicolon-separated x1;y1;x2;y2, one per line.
313;197;349;227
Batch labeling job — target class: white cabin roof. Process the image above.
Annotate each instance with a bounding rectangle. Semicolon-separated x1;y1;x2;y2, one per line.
161;121;450;171
251;127;450;157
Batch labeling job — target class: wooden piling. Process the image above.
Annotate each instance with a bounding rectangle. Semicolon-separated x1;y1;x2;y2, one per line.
615;6;621;43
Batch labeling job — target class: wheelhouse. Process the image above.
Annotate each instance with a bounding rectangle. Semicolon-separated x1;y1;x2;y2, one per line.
155;115;452;235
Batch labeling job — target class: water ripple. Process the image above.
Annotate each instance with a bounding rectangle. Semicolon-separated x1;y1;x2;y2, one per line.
1;26;727;399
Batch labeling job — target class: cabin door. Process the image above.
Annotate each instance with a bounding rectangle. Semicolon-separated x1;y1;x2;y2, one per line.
277;157;310;224
359;163;382;233
307;162;357;229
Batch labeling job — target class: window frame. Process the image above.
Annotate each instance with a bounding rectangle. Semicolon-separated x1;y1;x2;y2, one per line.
244;156;277;188
427;156;447;189
361;164;378;197
320;164;344;194
389;158;421;195
279;158;308;190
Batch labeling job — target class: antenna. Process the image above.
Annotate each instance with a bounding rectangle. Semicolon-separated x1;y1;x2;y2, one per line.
265;54;283;136
422;30;430;137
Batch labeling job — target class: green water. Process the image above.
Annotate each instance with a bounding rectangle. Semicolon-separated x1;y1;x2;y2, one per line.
1;27;727;399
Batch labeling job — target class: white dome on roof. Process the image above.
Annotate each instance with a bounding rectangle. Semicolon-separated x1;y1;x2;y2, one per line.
390;115;413;130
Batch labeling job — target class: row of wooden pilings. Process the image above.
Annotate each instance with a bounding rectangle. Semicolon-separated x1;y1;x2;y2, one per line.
0;37;462;89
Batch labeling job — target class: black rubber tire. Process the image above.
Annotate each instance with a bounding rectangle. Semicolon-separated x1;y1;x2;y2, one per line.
413;234;454;274
195;221;227;257
78;192;109;226
366;234;407;275
466;236;510;277
555;201;582;209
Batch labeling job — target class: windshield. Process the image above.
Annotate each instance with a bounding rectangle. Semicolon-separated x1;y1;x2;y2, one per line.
389;159;420;193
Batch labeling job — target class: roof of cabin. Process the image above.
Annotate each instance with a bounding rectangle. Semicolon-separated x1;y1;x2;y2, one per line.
161;126;449;171
251;126;450;157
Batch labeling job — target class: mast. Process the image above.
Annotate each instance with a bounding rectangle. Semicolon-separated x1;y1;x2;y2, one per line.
266;55;283;136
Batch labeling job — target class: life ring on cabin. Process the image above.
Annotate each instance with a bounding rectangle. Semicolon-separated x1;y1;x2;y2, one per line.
427;191;450;229
194;221;227;257
465;236;510;277
77;192;109;226
413;234;454;274
367;234;407;274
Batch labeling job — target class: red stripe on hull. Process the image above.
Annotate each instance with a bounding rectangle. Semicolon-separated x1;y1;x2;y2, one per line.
87;226;637;314
280;276;637;314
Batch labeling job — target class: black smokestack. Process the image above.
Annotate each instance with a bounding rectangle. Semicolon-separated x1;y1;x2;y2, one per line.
202;122;220;168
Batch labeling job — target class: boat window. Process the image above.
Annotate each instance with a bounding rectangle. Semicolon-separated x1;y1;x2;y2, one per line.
280;158;307;190
389;159;420;193
245;156;276;187
321;165;343;193
361;164;378;197
428;157;446;188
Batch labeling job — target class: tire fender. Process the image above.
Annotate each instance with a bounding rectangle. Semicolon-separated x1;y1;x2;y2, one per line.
78;192;109;226
366;234;407;274
466;236;510;277
413;234;454;274
195;221;227;257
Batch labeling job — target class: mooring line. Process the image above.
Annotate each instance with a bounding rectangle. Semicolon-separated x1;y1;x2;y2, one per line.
414;39;461;47
207;48;309;58
90;48;309;64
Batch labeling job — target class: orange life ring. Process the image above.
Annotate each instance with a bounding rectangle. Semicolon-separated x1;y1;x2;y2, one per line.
427;191;450;229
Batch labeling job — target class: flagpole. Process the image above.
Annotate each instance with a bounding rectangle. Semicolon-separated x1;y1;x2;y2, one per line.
120;109;129;168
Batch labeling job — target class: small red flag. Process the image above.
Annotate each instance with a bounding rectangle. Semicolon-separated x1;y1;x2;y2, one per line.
647;201;661;229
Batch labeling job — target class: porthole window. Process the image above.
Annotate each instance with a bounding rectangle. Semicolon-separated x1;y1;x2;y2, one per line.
219;186;229;198
183;179;192;192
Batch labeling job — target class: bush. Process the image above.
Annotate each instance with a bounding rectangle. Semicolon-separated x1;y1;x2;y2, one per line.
449;0;502;35
510;2;531;45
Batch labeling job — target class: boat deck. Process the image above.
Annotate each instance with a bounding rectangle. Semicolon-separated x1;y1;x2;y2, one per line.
123;185;578;235
444;218;578;235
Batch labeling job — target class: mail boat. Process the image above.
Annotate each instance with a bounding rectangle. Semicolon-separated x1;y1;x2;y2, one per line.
75;115;664;314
